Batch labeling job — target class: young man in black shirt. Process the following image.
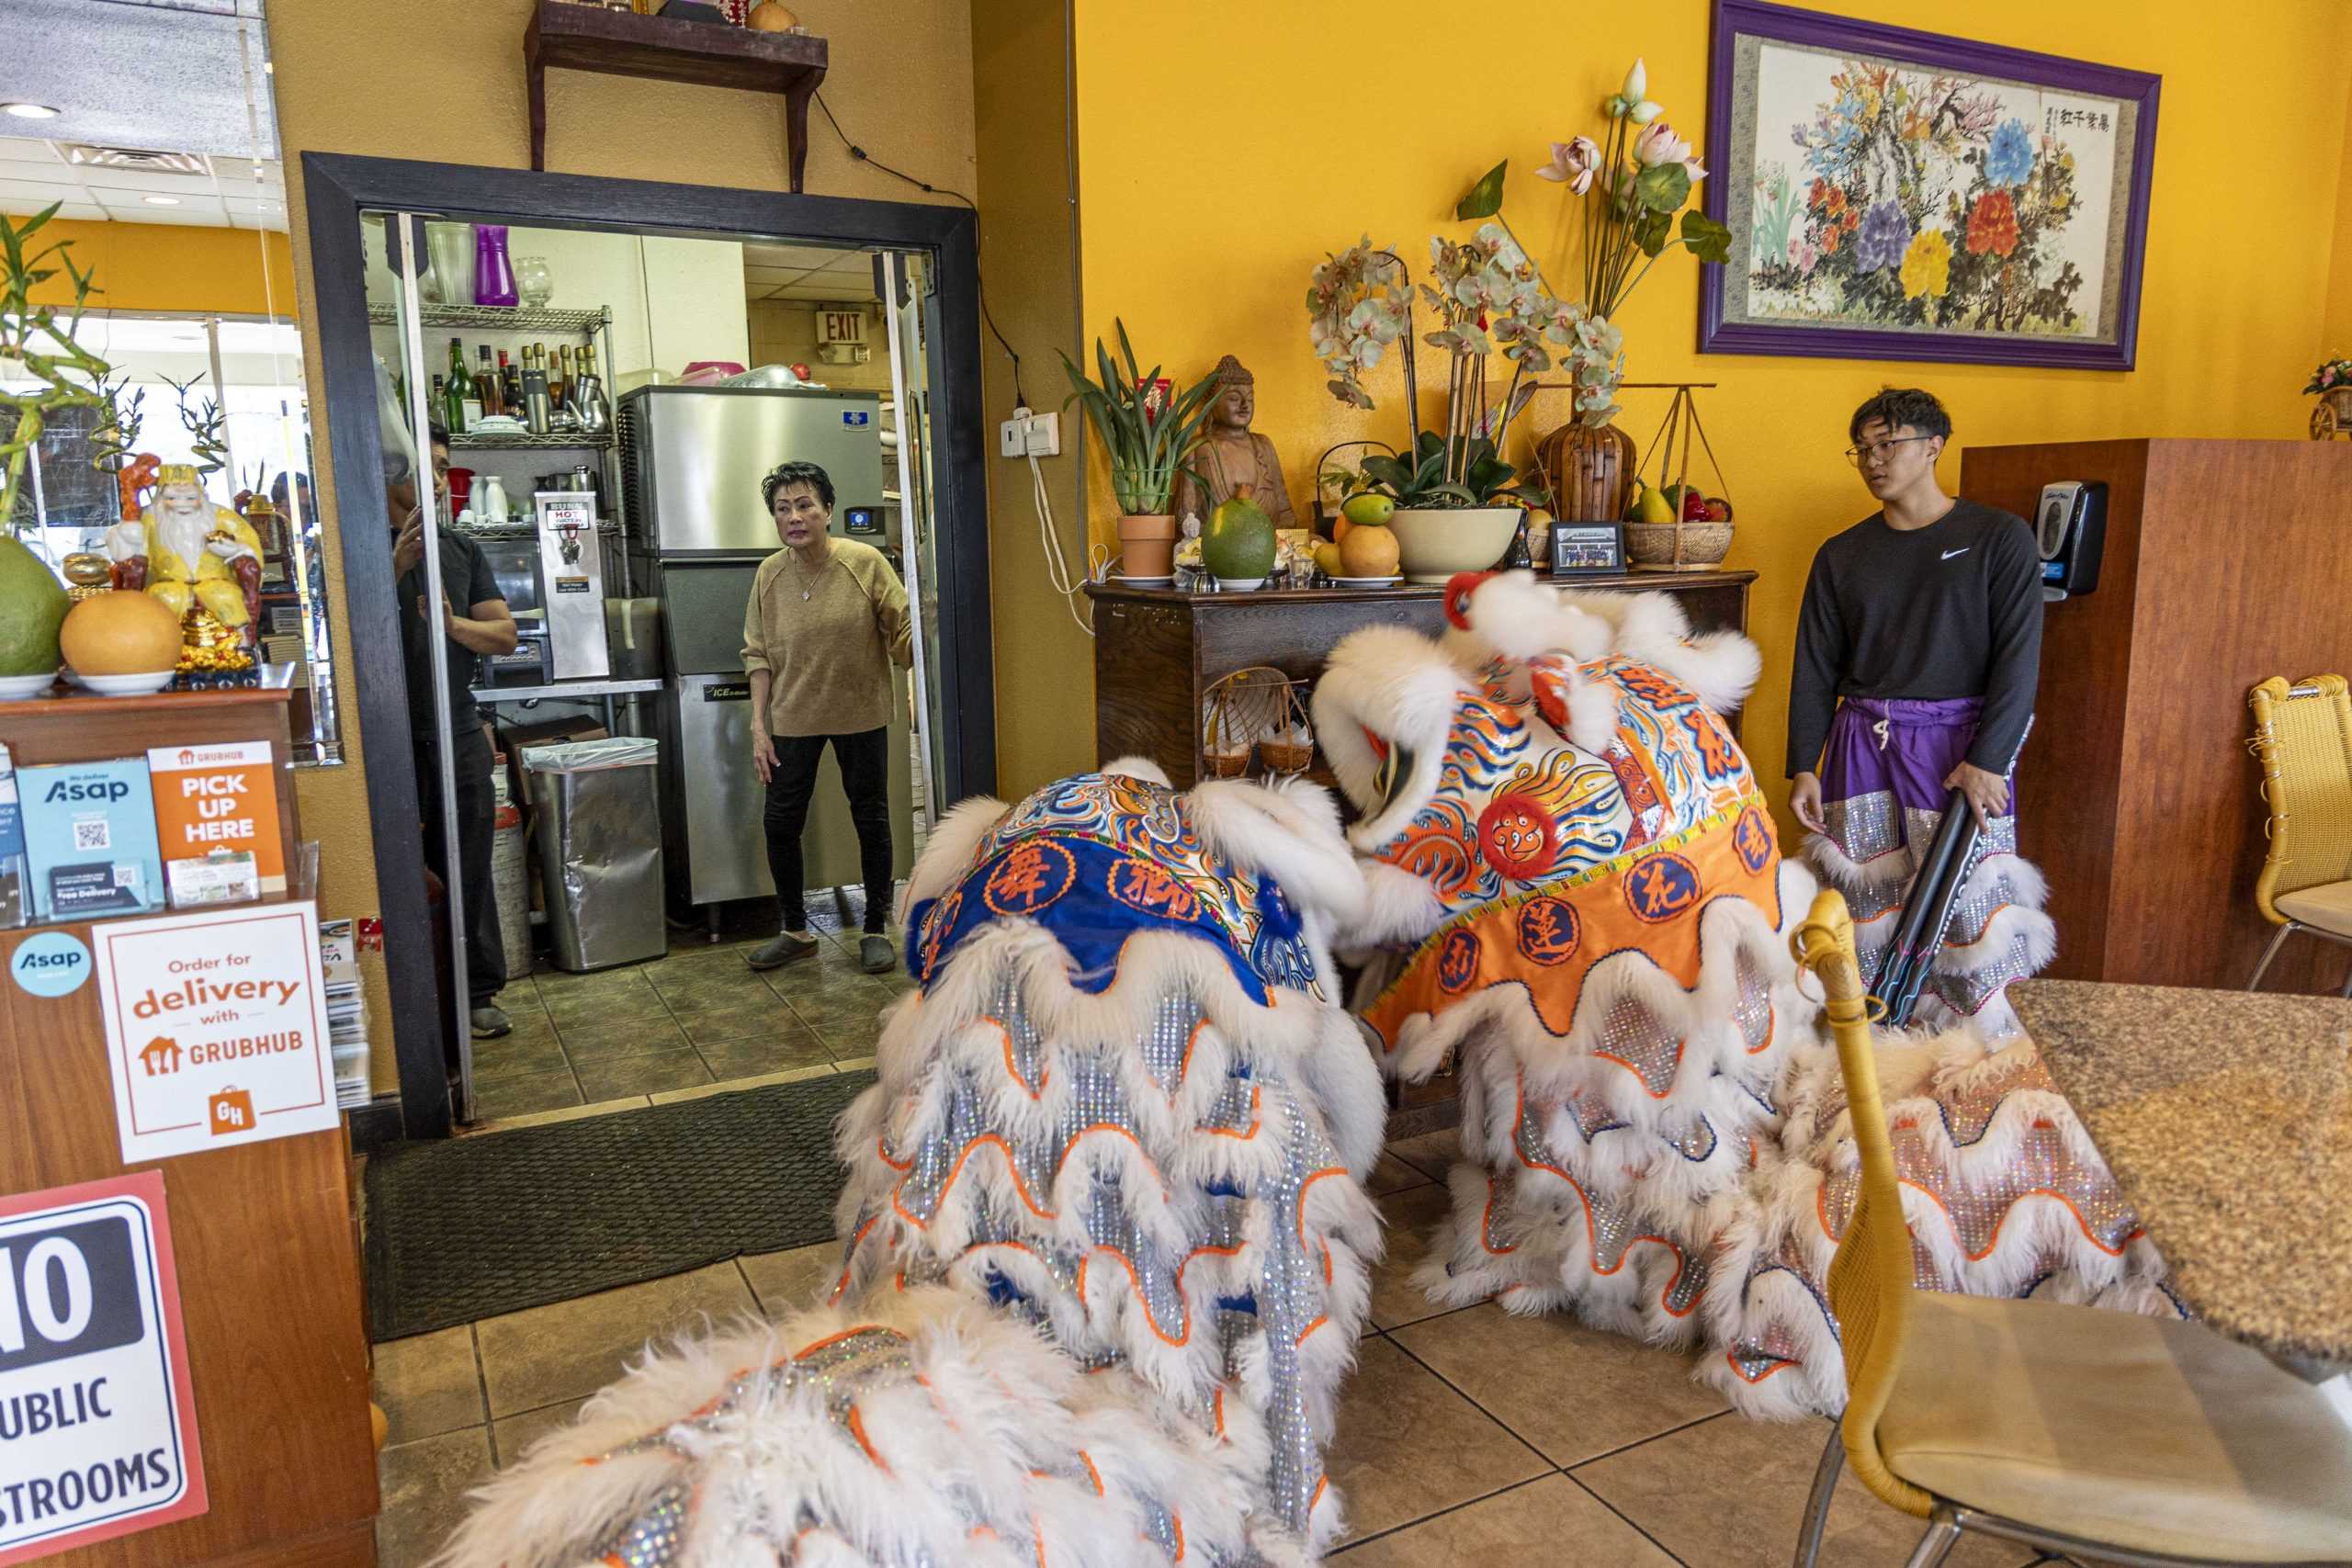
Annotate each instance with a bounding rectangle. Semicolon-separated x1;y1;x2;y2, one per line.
393;427;520;1043
1785;388;2050;1028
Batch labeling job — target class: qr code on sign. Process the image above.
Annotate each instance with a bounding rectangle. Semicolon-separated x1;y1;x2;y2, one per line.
74;817;111;852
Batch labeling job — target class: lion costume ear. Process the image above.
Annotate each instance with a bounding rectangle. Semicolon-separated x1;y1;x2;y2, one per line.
1527;656;1623;754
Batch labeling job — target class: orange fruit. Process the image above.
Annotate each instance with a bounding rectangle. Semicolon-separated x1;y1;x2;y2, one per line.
1339;525;1400;579
61;590;184;676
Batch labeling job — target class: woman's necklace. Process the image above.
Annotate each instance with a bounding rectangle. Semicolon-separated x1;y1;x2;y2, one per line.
788;547;832;601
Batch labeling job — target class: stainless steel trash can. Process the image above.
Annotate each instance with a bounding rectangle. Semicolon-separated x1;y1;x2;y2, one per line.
522;738;665;972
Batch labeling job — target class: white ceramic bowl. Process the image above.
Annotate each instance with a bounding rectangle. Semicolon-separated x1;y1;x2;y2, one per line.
0;672;57;701
1386;506;1522;583
78;671;175;696
1215;577;1266;592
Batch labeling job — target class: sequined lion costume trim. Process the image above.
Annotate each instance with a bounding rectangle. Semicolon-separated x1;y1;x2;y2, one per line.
432;1287;1306;1568
1316;572;2173;1421
433;761;1385;1565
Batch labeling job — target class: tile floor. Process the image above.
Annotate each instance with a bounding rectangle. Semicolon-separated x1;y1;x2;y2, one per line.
469;917;912;1124
370;1127;2074;1568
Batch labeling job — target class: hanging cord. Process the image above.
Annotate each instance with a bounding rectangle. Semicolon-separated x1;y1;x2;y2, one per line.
812;92;1025;408
813;90;1093;637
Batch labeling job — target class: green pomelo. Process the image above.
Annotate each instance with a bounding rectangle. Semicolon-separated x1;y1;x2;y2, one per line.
1203;492;1276;581
0;536;69;676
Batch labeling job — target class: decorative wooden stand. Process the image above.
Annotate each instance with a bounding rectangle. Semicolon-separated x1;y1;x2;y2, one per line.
0;689;378;1567
525;1;830;192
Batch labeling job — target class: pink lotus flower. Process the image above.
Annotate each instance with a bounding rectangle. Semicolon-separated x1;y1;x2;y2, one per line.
1535;136;1603;194
1634;121;1706;184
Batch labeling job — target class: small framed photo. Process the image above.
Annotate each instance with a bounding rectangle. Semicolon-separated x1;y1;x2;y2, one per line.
1550;521;1625;577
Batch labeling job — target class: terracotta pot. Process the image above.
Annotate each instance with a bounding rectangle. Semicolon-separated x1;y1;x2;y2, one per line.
1387;506;1522;583
1536;421;1638;522
1117;513;1176;578
1624;519;1735;571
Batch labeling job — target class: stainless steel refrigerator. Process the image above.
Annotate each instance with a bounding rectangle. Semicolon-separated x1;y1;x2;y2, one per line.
618;385;914;923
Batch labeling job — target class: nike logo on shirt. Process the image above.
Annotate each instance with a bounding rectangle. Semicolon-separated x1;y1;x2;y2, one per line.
1941;547;1970;560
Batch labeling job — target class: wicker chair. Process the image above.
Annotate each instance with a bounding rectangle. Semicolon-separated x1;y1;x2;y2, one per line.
2245;675;2352;992
1786;887;2352;1568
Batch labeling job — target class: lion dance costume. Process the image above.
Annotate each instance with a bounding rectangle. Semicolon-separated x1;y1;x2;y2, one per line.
435;762;1385;1567
1313;573;2176;1421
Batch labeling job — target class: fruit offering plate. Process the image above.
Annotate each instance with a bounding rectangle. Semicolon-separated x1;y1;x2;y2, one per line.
1328;575;1403;588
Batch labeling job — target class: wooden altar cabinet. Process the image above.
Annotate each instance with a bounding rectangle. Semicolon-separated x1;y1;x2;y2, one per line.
1084;571;1758;787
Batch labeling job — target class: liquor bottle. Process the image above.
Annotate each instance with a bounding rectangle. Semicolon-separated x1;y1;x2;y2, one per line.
549;344;570;412
445;338;469;433
499;350;523;417
475;344;503;418
430;374;448;431
521;344;552;435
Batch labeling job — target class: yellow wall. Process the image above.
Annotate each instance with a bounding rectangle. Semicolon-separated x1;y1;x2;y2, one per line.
2328;67;2352;357
265;0;977;1099
1069;0;2352;831
972;0;1090;795
27;221;297;317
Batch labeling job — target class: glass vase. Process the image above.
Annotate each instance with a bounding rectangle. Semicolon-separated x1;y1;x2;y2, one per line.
473;225;518;308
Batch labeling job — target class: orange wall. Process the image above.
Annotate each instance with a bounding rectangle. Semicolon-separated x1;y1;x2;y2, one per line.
28;220;297;317
1069;0;2352;835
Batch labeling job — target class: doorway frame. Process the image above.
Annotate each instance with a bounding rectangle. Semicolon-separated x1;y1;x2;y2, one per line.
299;152;995;1142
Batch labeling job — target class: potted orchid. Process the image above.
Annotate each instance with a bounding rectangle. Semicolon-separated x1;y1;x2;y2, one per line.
1311;61;1730;558
1307;229;1577;581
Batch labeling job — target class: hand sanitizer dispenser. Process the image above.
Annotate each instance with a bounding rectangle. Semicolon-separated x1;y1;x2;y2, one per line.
2034;480;2107;603
534;490;611;681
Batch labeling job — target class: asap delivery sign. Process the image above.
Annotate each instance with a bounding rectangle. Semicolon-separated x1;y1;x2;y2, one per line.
0;1173;206;1564
92;903;335;1164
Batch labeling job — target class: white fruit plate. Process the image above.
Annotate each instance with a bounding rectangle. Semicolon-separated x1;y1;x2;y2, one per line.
1329;575;1403;587
0;672;57;701
77;671;175;696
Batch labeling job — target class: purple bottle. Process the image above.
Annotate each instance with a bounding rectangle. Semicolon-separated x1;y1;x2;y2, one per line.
473;224;518;308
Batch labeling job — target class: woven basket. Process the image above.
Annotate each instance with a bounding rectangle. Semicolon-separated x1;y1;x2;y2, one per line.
1625;520;1734;570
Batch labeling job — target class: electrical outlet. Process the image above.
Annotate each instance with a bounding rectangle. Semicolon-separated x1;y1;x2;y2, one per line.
998;410;1064;459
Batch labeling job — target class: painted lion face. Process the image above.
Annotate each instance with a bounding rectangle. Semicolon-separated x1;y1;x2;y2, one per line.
1313;573;1770;931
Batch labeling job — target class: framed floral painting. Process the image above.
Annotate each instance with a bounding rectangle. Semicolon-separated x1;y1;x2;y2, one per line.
1699;0;2160;369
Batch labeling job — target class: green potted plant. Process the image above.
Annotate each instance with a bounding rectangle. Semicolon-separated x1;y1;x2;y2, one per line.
1061;321;1221;579
0;205;109;535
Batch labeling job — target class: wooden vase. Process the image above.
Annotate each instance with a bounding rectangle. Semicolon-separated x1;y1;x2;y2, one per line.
1537;421;1637;523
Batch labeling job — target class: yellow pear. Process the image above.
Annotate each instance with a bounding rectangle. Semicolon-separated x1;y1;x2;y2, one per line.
1636;484;1678;525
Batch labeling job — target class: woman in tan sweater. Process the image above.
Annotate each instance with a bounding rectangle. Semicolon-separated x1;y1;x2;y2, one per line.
741;460;912;974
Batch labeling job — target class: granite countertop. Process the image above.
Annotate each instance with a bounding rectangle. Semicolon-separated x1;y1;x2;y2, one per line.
2011;979;2352;1365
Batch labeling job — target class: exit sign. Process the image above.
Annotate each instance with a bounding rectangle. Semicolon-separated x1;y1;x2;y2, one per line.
818;309;866;346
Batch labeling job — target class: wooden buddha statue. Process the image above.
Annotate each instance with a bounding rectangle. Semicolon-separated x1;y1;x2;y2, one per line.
1170;355;1298;534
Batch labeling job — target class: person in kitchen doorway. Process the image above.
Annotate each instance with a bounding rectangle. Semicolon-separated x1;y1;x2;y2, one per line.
392;425;520;1042
1785;388;2050;1027
743;459;912;975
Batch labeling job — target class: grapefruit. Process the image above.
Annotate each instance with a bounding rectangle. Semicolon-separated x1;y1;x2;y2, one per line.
61;590;183;676
1339;524;1399;579
0;536;68;676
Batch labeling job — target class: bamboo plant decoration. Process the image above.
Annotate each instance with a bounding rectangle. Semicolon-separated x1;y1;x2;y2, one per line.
0;205;110;534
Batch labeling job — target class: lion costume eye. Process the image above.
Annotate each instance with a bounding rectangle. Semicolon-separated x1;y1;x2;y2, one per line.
1371;743;1416;815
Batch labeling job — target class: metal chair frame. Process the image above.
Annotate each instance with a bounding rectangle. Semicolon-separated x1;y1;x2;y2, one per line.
1787;888;2328;1568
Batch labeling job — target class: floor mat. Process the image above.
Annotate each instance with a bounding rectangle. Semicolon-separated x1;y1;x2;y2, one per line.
363;1069;876;1342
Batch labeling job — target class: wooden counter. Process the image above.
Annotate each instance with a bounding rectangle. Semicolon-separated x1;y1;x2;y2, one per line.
1085;571;1757;787
0;687;378;1568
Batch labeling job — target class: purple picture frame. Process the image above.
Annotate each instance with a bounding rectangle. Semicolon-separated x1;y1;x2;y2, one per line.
1699;0;2160;370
